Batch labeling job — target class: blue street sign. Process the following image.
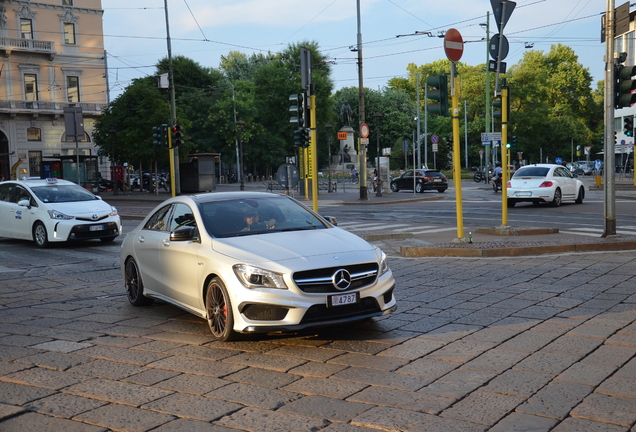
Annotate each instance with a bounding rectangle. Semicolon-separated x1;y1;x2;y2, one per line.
555;157;562;164
431;134;439;144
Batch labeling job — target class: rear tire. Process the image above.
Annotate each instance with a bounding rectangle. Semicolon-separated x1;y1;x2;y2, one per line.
415;182;424;193
507;199;516;208
550;188;562;207
33;222;49;248
575;187;584;204
390;182;399;192
125;258;153;306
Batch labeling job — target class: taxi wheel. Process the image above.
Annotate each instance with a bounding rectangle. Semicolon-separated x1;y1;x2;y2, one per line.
205;277;237;342
32;222;49;248
124;258;153;306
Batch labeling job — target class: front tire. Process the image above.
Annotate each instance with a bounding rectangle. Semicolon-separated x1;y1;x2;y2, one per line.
575;187;584;204
205;277;237;342
125;258;153;306
550;188;562;207
33;222;49;248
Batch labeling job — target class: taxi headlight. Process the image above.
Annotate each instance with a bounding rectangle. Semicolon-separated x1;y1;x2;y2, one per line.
47;209;73;220
110;206;118;217
233;264;288;289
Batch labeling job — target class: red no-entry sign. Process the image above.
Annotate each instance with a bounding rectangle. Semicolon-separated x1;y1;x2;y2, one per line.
444;28;464;62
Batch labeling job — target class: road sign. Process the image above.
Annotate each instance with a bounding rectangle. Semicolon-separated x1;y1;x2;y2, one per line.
481;132;502;141
491;0;517;33
337;132;347;140
594;159;603;170
479;150;484;155
555;157;563;164
488;60;507;73
360;138;369;145
489;34;509;61
493;140;500;147
431;134;439;143
360;123;369;138
432;143;438;152
444;28;464;62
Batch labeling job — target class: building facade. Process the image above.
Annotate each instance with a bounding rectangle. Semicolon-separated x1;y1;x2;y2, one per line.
0;0;107;183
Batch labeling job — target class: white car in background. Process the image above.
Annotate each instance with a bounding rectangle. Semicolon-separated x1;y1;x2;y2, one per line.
506;164;585;208
0;177;121;247
120;192;397;341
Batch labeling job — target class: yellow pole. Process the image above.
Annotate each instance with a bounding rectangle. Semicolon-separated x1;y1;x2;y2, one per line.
310;93;318;212
167;125;176;197
501;85;508;226
451;64;464;240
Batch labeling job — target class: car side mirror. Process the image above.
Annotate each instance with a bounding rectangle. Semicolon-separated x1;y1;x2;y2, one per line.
17;199;31;209
323;216;338;226
170;226;199;242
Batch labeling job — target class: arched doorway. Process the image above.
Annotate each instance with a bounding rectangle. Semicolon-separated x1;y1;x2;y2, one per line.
0;131;9;181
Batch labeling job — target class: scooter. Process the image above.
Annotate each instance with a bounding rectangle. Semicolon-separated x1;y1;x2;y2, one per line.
492;174;502;193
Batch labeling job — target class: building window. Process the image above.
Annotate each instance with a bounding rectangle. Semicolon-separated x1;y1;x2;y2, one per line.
20;19;33;39
27;128;41;141
24;74;38;100
67;76;80;102
62;0;74;5
64;22;75;44
29;151;42;178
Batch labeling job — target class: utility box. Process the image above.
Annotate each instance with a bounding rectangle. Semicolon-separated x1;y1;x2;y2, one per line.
180;153;219;193
110;165;124;181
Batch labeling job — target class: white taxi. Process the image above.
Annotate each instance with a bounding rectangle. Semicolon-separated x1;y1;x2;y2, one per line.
0;177;121;247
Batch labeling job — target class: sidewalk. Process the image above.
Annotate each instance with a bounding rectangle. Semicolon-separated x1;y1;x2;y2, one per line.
104;178;636;258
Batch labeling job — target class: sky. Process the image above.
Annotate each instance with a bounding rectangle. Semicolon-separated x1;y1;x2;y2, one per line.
102;0;606;101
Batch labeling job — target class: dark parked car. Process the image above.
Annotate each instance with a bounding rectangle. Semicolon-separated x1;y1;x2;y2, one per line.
390;169;447;193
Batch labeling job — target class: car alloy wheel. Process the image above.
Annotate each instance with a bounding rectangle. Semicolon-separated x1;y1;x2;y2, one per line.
33;222;49;248
415;182;424;193
125;258;152;306
205;277;236;341
390;182;399;192
550;188;562;207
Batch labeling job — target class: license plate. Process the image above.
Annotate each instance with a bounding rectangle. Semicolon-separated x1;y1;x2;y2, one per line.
328;292;358;307
433;179;441;182
90;225;105;231
515;192;532;197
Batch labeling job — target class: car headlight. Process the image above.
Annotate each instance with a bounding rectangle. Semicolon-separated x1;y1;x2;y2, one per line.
110;206;118;217
233;264;288;290
379;250;389;276
47;209;73;220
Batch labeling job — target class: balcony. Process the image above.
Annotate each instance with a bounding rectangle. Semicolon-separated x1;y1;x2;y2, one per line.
0;37;55;59
0;100;105;118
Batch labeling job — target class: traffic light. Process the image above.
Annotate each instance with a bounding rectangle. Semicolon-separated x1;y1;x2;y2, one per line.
426;75;448;117
289;93;305;127
293;128;303;147
172;124;183;147
152;125;165;146
508;135;517;147
623;116;634;136
615;64;636;109
301;128;310;147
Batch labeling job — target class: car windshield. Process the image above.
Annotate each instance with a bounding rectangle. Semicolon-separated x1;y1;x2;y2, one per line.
31;184;98;203
513;167;549;177
199;196;329;238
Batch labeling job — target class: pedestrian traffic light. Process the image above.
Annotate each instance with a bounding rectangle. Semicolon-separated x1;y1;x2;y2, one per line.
426;75;448;117
615;64;636;109
172;124;183;147
623;116;634;136
152;125;165;146
289;93;305;127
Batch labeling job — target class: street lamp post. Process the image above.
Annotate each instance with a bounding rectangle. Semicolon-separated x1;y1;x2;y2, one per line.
109;129;118;195
236;119;245;191
325;123;333;193
373;111;383;197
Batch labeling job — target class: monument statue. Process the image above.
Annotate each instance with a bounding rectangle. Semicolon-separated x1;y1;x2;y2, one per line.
340;101;353;127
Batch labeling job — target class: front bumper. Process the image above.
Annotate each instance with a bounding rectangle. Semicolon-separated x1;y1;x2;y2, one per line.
52;217;122;242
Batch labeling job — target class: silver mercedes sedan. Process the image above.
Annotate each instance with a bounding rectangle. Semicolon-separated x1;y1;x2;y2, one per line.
120;192;397;341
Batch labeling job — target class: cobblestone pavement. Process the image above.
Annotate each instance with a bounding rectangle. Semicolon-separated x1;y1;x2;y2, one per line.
0;245;635;431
